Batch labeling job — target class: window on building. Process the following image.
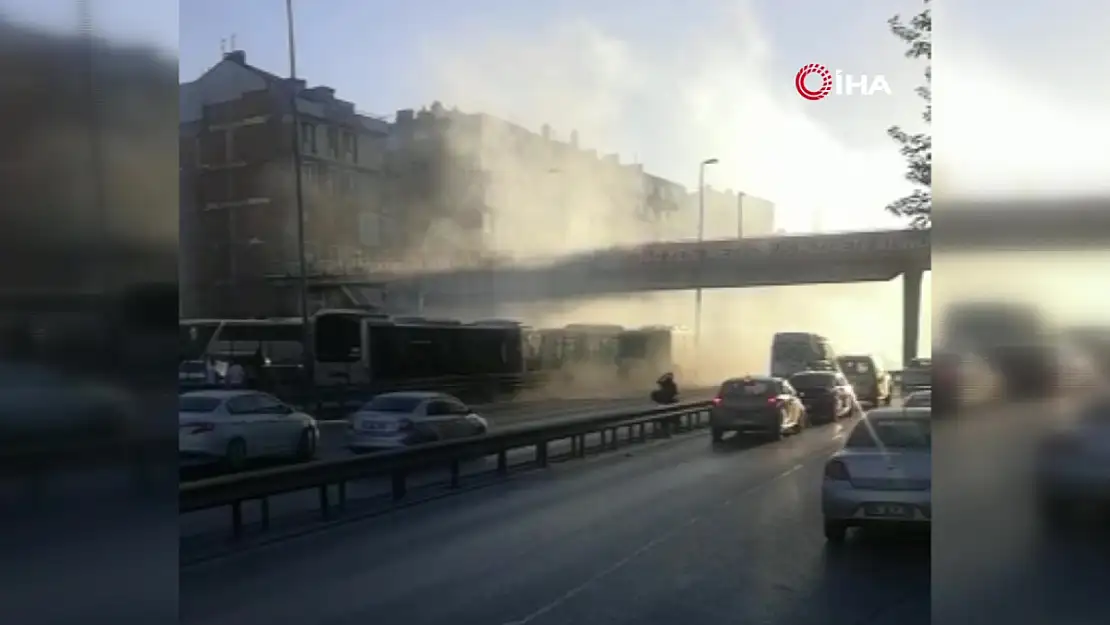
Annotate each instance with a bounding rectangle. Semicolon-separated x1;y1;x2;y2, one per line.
358;211;381;247
300;122;317;154
302;163;318;189
341;131;356;163
327;126;340;159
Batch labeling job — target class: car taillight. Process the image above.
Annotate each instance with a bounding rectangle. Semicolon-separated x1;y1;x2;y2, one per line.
767;397;780;406
824;460;850;481
712;397;722;405
190;422;215;434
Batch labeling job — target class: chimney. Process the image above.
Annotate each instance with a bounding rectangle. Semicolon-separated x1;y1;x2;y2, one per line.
570;130;579;148
223;50;246;65
396;109;415;123
541;124;551;140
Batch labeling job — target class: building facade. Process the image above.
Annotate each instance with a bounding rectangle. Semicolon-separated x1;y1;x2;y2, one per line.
179;52;777;319
179;50;390;317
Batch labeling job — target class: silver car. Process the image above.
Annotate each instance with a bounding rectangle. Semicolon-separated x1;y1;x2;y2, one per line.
347;391;489;453
822;407;932;543
1036;396;1110;525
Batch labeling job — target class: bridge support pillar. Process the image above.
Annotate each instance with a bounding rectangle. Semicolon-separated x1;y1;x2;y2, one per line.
901;269;923;367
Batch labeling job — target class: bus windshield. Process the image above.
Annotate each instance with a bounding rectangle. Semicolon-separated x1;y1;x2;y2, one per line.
771;333;828;376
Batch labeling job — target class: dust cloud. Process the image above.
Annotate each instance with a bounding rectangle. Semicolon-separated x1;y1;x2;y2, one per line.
402;12;925;381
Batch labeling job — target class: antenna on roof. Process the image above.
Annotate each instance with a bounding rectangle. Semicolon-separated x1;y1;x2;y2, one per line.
230;33;237;50
220;38;227;55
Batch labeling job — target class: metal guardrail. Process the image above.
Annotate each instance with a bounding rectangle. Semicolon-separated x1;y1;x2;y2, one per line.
180;400;713;539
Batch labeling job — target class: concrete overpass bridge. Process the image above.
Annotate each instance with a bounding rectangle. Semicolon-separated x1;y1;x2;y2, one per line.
291;229;930;365
274;198;1110;368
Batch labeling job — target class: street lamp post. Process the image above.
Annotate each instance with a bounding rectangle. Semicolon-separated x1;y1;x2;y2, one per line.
285;0;314;392
694;157;719;375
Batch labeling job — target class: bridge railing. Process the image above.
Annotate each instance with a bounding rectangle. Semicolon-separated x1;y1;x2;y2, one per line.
180;400;713;539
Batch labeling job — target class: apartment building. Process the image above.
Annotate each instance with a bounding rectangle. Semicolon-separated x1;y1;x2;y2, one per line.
179;50;390;317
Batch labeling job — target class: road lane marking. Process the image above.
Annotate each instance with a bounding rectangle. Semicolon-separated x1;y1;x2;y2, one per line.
500;462;807;625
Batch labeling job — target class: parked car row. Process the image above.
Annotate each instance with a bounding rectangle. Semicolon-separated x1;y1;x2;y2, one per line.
178;389;489;474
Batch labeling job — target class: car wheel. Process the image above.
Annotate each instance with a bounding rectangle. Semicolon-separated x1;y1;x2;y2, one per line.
296;428;317;462
224;438;247;473
824;520;848;543
794;412;807;433
772;413;786;440
711;427;725;443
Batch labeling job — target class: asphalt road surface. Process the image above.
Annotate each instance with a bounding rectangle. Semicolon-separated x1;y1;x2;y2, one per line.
311;393;713;461
932;396;1110;625
180;394;713;544
181;395;1110;625
181;392;714;481
181;409;930;625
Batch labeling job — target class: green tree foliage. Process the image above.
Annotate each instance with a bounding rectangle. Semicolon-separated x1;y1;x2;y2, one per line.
886;0;931;229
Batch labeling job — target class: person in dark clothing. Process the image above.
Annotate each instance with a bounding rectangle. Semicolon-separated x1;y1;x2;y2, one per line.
652;371;679;404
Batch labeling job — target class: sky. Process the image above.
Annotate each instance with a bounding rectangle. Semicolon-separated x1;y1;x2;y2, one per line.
5;0;1109;361
172;0;930;235
3;0;1105;207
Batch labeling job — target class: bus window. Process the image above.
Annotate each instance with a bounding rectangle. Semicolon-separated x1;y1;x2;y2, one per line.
818;340;836;362
772;332;837;378
180;321;220;361
315;314;361;362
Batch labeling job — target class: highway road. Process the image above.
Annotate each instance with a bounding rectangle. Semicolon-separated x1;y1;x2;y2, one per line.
310;393;713;461
932;396;1110;625
181;409;930;625
180;393;713;547
181;396;1110;625
181;392;714;480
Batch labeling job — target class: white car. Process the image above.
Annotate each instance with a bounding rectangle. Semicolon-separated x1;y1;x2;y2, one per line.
821;407;932;543
178;390;318;471
347;391;488;453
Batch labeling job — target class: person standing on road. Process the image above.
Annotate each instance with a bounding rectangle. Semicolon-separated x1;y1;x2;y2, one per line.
204;356;220;386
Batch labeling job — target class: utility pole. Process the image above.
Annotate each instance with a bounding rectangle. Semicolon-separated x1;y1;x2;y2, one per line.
693;157;718;377
285;0;314;393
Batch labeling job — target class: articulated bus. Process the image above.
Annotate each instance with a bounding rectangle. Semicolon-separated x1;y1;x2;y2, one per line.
312;309;529;396
181;312;687;399
770;331;839;378
179;317;305;389
616;325;684;387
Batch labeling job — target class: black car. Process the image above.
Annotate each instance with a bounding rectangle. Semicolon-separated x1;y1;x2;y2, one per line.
788;370;860;424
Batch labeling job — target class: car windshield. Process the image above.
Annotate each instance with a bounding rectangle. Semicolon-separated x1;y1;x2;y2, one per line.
905;392;931;407
790;373;836;388
774;341;813;362
362;395;423;413
847;417;931;449
179;396;221;413
838;358;872;376
721;379;774;397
